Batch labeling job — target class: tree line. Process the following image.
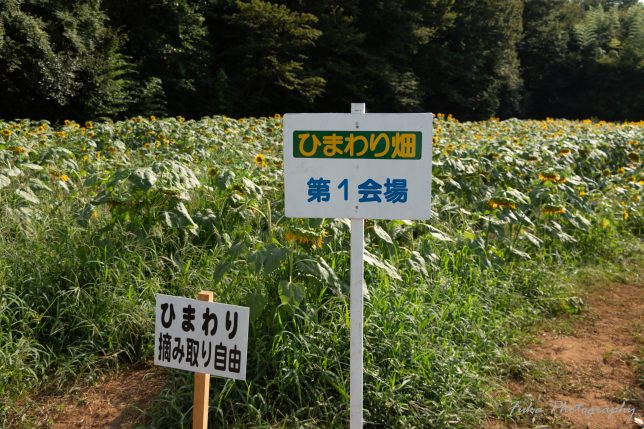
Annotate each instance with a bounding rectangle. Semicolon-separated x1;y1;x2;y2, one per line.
0;0;642;121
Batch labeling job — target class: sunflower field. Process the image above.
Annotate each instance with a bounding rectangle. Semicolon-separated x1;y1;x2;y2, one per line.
0;115;642;427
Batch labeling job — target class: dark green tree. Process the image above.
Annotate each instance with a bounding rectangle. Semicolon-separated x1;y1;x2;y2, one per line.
355;0;457;112
519;0;579;118
280;0;368;112
420;0;524;118
286;0;457;113
0;0;132;119
0;0;72;119
565;4;644;119
102;0;212;117
209;0;324;116
575;0;639;10
1;0;642;121
53;1;133;119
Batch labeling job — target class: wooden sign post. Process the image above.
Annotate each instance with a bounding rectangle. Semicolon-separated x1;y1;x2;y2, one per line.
193;290;213;429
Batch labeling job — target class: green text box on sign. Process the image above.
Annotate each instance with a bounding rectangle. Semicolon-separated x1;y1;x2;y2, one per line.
284;113;433;220
293;131;422;160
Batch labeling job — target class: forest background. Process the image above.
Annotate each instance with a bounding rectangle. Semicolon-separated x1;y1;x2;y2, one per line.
0;0;642;122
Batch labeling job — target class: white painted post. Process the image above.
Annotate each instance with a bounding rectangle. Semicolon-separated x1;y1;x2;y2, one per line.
349;102;365;429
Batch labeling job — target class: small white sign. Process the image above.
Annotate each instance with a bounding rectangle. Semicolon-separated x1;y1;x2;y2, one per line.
283;113;433;220
154;294;249;380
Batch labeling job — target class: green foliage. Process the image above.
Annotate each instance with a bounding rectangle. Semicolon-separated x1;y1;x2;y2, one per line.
567;3;644;119
135;77;169;117
216;0;325;115
288;1;368;111
574;5;622;57
1;0;643;120
102;0;212;117
351;0;457;111
520;1;644;120
0;0;76;115
59;2;133;118
92;159;201;234
420;0;524;119
519;0;578;117
0;0;134;120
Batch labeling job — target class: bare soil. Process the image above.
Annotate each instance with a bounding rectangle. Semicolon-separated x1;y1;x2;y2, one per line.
24;368;164;428
487;281;644;429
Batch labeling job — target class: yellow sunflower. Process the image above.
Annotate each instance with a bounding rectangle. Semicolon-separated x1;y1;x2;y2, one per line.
542;205;566;215
254;153;267;167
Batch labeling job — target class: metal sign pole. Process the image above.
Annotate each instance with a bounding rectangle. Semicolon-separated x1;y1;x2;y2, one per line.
349;102;365;428
283;103;431;427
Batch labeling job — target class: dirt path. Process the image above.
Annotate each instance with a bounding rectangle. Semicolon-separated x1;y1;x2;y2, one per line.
26;368;164;429
488;281;643;429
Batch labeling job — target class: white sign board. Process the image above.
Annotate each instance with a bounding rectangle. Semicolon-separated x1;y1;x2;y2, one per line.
154;294;249;380
283;113;432;220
